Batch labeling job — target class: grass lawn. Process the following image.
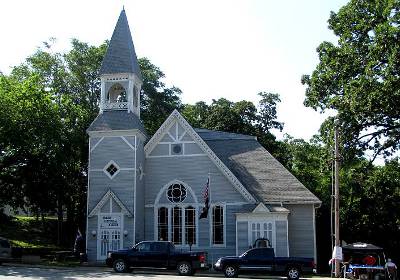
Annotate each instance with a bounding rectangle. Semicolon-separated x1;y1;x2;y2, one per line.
0;215;64;249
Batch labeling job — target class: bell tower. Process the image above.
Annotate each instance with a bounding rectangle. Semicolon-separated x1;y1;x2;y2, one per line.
86;9;146;262
99;8;142;116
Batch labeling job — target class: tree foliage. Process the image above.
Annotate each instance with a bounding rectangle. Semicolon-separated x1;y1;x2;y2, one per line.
140;57;182;135
182;92;287;162
0;39;183;245
302;0;400;161
284;135;400;270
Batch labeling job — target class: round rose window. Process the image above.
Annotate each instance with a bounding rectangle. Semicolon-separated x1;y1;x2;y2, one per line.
167;184;187;203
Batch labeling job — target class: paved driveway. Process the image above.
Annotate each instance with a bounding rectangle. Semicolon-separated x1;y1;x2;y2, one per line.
0;264;333;280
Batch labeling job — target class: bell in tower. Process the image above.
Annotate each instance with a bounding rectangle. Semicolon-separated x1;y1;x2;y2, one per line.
99;8;142;116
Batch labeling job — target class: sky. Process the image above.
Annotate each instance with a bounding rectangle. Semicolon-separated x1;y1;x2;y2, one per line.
0;0;349;141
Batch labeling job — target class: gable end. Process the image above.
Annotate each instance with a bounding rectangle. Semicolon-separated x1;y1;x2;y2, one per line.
144;110;257;203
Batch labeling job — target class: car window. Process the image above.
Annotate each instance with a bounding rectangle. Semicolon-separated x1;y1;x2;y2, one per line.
244;248;273;259
152;242;167;252
0;239;10;248
244;249;261;259
136;242;151;252
262;248;274;259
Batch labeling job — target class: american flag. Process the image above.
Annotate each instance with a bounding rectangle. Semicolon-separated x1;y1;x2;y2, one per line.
199;177;210;219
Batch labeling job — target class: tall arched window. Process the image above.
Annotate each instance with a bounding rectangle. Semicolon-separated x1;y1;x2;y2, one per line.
156;182;197;246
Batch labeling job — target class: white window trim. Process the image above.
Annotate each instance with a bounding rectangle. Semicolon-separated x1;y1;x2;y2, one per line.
154;180;199;205
153;180;200;248
209;203;226;247
247;220;275;250
103;160;120;180
236;211;289;254
154;205;199;248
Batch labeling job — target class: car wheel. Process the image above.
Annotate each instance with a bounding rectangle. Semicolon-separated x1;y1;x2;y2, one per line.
177;261;193;276
113;259;128;273
287;267;301;280
224;265;238;278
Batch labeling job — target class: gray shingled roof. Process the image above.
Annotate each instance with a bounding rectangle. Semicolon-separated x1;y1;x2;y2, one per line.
99;9;142;79
195;128;321;204
87;111;146;134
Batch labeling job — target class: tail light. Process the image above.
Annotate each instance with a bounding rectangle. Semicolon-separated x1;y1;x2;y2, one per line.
311;261;316;268
199;254;206;263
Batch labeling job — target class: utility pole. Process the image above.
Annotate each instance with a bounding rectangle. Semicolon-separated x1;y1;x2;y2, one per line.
334;122;341;277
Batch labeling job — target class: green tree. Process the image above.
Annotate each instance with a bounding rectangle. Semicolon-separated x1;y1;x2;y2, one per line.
302;0;400;161
283;136;333;271
1;39;183;245
140;57;182;135
182;93;286;162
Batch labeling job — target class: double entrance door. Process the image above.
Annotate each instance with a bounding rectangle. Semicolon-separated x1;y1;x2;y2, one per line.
97;214;122;260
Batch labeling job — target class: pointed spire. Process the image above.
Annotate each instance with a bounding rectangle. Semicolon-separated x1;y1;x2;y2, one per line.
99;9;142;79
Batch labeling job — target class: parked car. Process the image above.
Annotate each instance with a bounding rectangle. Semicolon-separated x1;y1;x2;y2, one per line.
0;237;12;265
214;247;315;279
106;241;210;275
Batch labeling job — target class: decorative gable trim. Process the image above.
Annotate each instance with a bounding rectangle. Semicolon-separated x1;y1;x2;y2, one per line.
252;203;270;213
144;110;257;203
88;189;132;217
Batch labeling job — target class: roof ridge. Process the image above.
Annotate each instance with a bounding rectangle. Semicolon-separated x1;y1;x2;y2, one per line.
194;128;257;140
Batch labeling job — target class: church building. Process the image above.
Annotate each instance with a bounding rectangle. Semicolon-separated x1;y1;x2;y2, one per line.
86;9;321;263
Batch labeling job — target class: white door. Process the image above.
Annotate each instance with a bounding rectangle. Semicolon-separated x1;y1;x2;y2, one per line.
97;214;122;260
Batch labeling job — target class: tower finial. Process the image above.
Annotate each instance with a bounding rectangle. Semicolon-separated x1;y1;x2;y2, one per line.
122;5;125;11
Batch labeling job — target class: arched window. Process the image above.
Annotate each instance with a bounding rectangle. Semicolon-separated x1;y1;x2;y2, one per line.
107;83;127;102
156;182;197;246
167;184;187;203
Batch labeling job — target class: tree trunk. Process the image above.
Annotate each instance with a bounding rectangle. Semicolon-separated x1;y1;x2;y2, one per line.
57;198;63;246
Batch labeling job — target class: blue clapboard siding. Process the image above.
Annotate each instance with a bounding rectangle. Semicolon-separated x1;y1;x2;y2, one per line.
150;143;169;156
237;221;248;255
184;143;204;155
275;220;288;257
144;207;155;241
90;137;102;149
87;135;138;261
86;217;97;260
88;171;135;212
145;156;247;205
90;137;135;169
123;216;134;248
285;204;315;258
135;138;145;243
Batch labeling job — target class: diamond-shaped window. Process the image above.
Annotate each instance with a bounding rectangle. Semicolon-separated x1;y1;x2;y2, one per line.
104;161;120;179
